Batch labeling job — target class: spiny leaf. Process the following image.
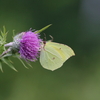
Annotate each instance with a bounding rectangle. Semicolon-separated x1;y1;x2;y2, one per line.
17;56;29;69
0;61;3;72
16;54;33;68
26;62;33;68
2;58;18;72
12;30;15;38
36;24;52;34
0;45;5;55
0;26;8;42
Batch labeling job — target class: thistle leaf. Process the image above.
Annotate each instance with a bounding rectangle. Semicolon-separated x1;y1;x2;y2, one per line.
0;45;5;55
17;57;29;69
0;26;8;44
2;58;18;72
0;26;8;55
26;62;33;68
0;61;3;72
36;24;52;34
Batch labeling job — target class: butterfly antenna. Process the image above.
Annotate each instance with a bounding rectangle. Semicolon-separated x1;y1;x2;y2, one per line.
43;33;46;41
49;35;53;41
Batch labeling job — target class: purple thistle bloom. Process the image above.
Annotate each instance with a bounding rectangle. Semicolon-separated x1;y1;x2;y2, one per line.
19;31;42;61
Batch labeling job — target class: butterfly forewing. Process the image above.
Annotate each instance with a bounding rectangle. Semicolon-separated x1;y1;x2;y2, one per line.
46;42;75;62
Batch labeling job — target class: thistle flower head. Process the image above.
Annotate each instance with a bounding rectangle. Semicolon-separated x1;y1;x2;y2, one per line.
0;25;52;72
19;31;42;61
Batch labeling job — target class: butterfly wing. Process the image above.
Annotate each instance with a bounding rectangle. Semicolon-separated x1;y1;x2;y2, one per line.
40;41;75;71
46;41;75;62
40;44;64;71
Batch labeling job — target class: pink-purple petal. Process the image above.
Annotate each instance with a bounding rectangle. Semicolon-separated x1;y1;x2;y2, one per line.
19;31;42;61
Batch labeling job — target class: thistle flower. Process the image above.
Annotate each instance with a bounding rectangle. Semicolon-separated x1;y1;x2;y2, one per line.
0;24;52;71
19;31;42;61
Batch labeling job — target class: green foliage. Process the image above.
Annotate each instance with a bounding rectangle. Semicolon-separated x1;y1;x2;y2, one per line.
0;27;17;72
0;26;7;55
2;57;17;72
36;24;52;33
0;60;3;72
0;25;52;72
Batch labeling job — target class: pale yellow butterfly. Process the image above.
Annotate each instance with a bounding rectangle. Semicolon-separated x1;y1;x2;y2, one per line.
40;41;75;71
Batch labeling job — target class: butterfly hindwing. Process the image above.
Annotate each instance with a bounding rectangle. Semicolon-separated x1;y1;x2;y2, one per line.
40;48;63;71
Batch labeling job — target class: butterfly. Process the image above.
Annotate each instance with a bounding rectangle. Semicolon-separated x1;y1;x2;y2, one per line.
40;40;75;71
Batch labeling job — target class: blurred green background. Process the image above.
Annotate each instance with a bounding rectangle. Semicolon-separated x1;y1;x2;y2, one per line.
0;0;100;100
